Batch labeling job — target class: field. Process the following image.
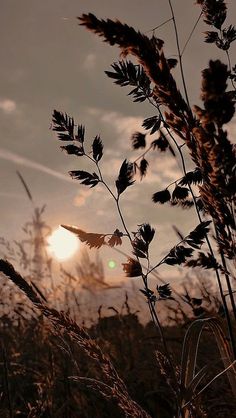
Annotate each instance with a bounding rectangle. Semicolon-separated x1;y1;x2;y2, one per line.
0;295;236;418
1;0;236;417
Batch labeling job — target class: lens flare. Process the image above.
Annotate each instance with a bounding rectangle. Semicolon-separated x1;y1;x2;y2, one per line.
108;259;117;269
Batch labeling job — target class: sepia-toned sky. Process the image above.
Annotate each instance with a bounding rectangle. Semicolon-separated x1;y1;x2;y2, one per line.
1;0;236;279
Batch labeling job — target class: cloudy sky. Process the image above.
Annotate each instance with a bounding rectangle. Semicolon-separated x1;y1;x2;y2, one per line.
1;0;236;281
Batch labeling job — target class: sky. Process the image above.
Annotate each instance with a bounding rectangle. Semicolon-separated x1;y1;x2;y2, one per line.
0;0;236;283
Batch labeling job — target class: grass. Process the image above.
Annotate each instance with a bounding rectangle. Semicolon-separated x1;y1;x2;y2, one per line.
1;0;236;416
0;253;236;417
0;301;236;417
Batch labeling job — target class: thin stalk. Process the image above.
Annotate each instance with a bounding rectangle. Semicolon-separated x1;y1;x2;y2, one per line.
115;200;177;372
144;91;236;358
133;144;153;164
226;50;236;90
98;160;132;241
167;132;236;358
2;344;13;418
217;228;236;322
182;360;236;408
116;197;133;241
165;8;232;294
143;276;182;415
117;203;181;401
168;0;191;109
88;149;182;405
181;12;202;57
146;17;173;34
219;29;236;92
142;265;188;414
148;250;174;275
113;246;186;302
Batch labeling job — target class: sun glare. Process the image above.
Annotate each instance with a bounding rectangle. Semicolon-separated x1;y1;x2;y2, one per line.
47;226;79;261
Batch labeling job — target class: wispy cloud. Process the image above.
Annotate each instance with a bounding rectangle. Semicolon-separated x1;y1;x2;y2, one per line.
0;148;72;182
86;108;181;190
143;154;182;185
73;184;109;212
100;111;144;150
87;108;144;150
101;148;180;191
0;99;16;114
74;188;92;207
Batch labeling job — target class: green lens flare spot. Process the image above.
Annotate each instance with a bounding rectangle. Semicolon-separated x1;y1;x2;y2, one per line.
108;260;116;269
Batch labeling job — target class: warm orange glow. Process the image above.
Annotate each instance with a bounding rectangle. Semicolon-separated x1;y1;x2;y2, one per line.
47;226;79;261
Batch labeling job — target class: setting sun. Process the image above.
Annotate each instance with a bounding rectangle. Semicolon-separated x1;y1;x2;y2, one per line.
47;226;79;261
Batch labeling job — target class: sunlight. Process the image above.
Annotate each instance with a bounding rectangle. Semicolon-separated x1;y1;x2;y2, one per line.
47;226;79;261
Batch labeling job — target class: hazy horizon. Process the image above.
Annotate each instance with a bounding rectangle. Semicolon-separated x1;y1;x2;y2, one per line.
1;0;236;280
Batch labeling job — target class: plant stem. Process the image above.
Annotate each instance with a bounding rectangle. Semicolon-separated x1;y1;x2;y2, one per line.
168;133;236;358
116;197;132;241
146;17;173;33
145;87;236;358
220;29;236;91
2;343;13;418
168;0;191;110
181;12;202;57
89;145;183;405
133;144;153;164
217;230;236;323
142;276;182;414
113;246;186;302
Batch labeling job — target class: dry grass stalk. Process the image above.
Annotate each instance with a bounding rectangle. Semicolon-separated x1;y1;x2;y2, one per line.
0;258;151;418
78;7;236;358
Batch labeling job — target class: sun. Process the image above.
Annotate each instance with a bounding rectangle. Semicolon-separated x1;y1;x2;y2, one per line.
47;226;80;261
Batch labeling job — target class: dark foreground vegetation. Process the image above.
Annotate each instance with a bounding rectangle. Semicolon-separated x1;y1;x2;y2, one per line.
1;310;236;418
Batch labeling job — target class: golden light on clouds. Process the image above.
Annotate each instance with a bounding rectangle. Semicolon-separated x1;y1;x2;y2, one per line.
47;226;79;261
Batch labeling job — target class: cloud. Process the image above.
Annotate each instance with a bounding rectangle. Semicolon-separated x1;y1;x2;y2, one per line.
74;188;92;207
100;111;144;150
0;148;72;182
85;107;181;197
226;117;236;144
73;185;109;212
102;151;180;193
0;99;16;114
102;156;124;176
83;53;96;70
143;153;182;185
86;108;144;150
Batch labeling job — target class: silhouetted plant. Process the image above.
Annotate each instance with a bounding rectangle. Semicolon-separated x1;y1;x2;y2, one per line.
49;1;236;415
1;1;236;417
